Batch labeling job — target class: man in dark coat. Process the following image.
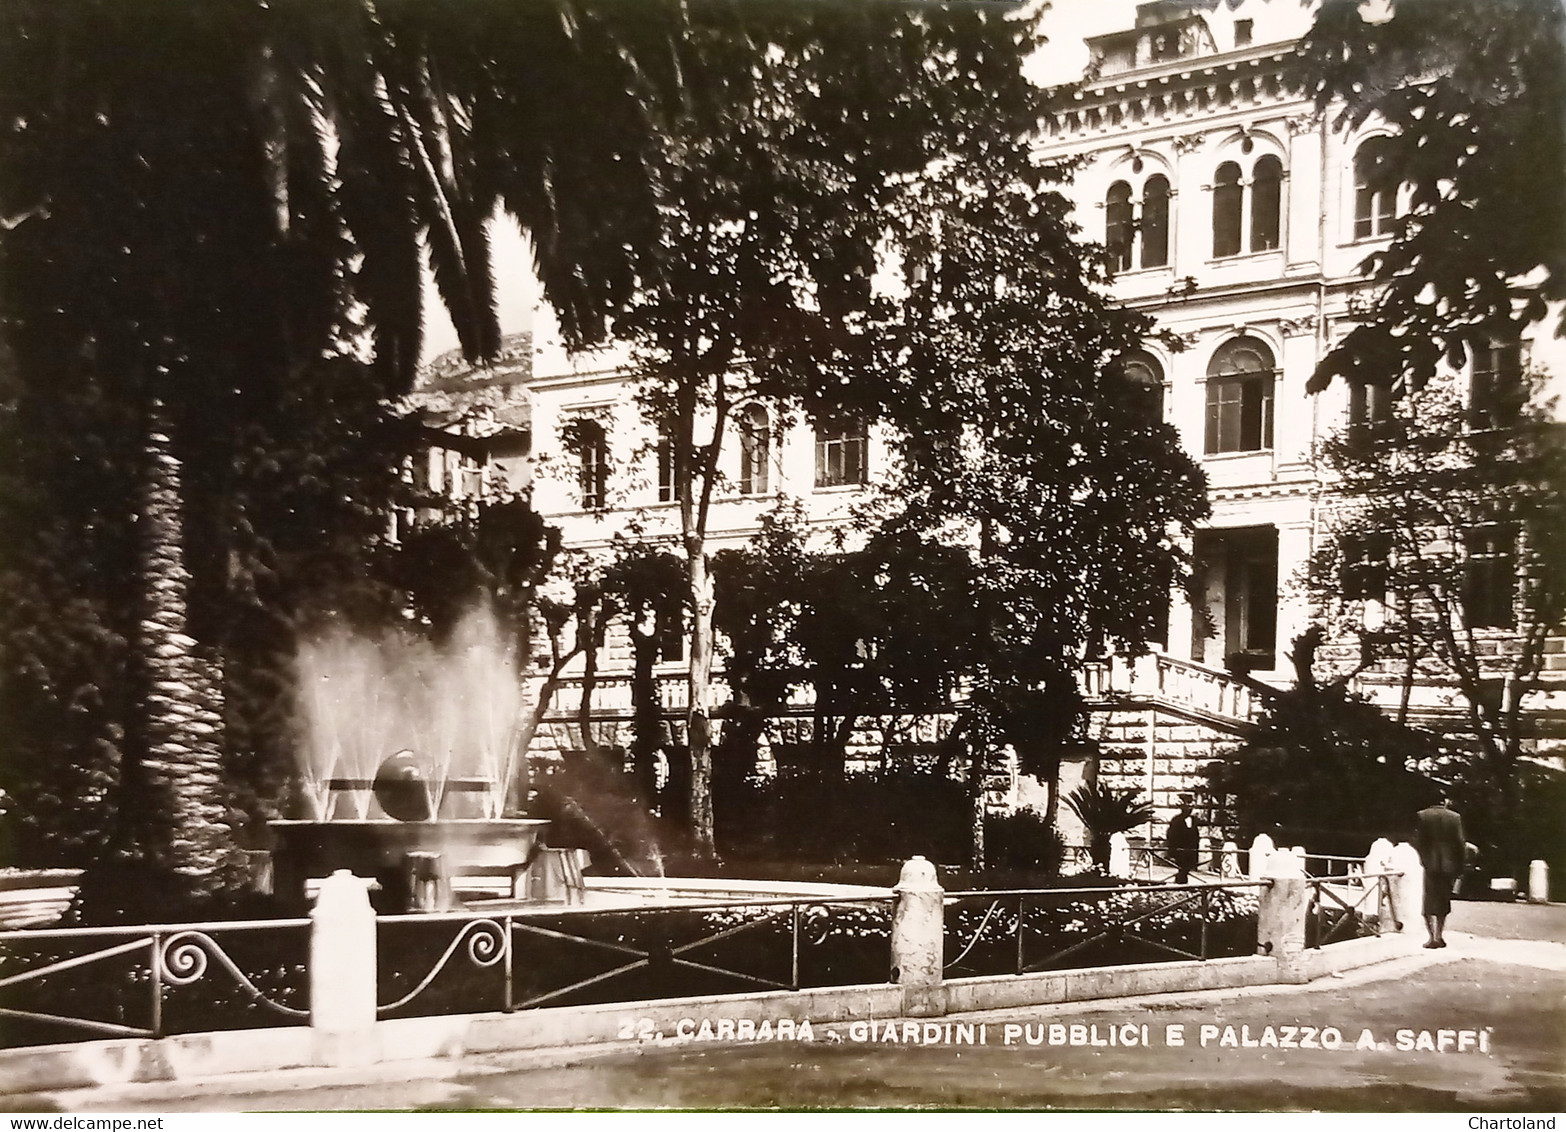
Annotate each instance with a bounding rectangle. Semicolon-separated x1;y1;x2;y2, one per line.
1167;796;1200;884
1414;794;1466;949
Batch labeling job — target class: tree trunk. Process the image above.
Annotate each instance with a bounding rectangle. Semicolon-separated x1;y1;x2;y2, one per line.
575;602;602;761
629;622;663;806
132;399;234;894
687;541;717;858
969;516;999;872
969;733;987;872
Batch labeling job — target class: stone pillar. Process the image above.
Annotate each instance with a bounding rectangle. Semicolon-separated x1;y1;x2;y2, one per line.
1387;842;1425;934
1529;860;1550;904
890;856;945;1018
1247;832;1275;880
310;870;380;1065
1257;852;1309;983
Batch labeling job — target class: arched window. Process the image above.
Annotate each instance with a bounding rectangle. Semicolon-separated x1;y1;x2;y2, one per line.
1250;155;1282;252
1141;176;1170;268
1121;352;1165;423
815;417;868;488
738;405;770;495
1205;337;1275;453
576;419;608;509
1105;181;1134;271
1212;161;1243;258
1353;137;1398;239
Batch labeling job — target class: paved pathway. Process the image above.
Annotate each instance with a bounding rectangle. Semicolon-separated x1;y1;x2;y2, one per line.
10;901;1565;1113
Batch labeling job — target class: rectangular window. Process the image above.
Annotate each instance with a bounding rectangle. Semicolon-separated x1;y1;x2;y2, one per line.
1464;526;1516;629
580;446;604;509
1205;376;1274;453
1342;530;1392;600
657;434;675;503
1469;342;1524;430
657;611;686;663
815;420;868;487
1348;380;1393;430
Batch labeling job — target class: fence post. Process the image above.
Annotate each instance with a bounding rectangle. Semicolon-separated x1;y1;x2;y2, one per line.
1256;853;1309;984
310;870;380;1066
890;856;945;1018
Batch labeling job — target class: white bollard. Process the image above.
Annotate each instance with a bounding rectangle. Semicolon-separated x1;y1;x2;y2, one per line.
890;856;945;1017
1248;833;1275;881
1108;831;1132;878
1221;840;1241;879
310;870;380;1065
1529;859;1550;904
1387;842;1425;934
1366;837;1395;875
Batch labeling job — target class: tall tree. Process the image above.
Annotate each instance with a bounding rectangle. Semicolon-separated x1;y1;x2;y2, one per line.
605;0;1051;858
1306;376;1566;871
1295;0;1565;394
820;167;1210;867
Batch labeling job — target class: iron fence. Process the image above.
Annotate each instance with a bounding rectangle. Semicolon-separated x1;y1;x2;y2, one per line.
1;871;1398;1045
1307;873;1402;948
375;895;895;1019
942;880;1269;979
0;918;311;1048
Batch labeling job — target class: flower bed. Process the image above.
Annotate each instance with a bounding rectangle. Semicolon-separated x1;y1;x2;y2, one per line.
943;884;1262;978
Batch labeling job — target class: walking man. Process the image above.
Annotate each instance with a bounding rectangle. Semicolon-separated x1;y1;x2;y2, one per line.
1414;792;1465;949
1167;796;1200;884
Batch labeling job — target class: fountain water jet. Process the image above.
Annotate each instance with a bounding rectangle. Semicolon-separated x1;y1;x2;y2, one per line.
271;606;551;911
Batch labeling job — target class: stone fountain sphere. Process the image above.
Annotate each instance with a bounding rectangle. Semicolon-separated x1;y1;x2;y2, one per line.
373;749;432;822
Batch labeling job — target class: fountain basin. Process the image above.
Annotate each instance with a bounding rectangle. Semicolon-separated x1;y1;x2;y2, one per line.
270;818;550;912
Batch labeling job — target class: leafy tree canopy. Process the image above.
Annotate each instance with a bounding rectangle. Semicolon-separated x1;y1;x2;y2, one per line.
1295;0;1566;393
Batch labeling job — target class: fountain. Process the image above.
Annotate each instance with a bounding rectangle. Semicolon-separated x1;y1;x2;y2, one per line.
269;608;553;912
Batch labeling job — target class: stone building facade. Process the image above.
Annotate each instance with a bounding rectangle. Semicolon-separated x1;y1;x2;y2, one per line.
407;0;1566;847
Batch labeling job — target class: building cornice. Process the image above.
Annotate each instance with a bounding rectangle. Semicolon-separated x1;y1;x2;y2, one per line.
1045;46;1308;143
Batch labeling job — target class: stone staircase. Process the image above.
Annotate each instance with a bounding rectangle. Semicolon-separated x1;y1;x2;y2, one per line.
1082;653;1266;834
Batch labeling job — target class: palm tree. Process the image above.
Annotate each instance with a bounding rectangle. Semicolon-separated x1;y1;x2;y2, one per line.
1066;782;1155;873
131;400;233;891
0;0;668;899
